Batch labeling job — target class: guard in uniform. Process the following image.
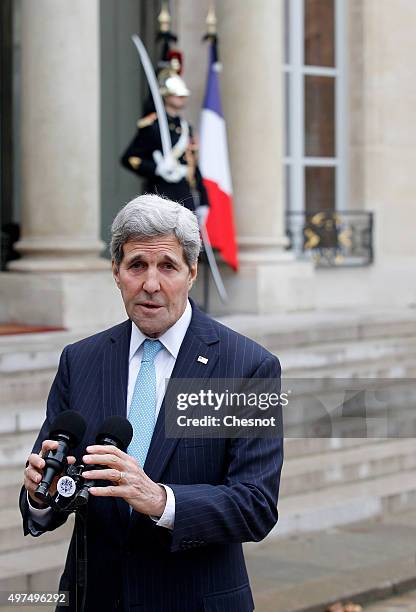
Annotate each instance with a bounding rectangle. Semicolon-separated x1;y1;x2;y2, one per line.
120;59;209;220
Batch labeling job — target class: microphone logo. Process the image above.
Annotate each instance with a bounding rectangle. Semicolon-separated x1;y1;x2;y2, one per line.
57;475;77;498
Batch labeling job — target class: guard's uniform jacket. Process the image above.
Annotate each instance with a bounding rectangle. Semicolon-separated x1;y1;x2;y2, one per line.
121;112;209;211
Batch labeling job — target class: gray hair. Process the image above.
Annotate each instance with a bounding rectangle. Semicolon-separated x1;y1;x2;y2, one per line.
111;193;202;269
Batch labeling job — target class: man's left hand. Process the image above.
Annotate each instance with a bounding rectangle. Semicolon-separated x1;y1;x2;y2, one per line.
82;445;167;517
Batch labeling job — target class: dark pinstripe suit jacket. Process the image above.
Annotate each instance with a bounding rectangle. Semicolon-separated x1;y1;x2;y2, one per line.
20;302;283;612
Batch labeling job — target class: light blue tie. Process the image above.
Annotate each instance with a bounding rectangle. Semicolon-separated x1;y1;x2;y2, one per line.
127;339;164;467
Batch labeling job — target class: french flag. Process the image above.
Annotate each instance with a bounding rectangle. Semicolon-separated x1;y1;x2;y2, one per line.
200;42;238;271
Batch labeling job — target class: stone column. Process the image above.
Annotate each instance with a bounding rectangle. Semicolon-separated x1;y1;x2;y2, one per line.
218;0;286;252
354;0;416;307
199;0;314;314
10;0;106;272
0;0;124;328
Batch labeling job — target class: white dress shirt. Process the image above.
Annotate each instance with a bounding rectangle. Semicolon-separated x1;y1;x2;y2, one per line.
29;300;192;530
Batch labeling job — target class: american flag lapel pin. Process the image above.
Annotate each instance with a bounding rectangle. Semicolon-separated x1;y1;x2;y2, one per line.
197;355;209;364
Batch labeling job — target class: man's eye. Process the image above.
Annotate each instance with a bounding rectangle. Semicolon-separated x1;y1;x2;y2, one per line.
161;263;175;270
130;262;144;269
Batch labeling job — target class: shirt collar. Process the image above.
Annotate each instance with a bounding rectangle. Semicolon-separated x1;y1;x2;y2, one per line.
129;300;192;362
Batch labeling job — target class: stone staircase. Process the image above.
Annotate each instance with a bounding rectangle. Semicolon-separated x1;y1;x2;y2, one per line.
276;437;416;537
0;330;82;598
223;307;416;540
0;308;415;599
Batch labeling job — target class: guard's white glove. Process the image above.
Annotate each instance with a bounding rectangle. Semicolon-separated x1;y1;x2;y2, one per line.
153;151;187;183
195;205;209;226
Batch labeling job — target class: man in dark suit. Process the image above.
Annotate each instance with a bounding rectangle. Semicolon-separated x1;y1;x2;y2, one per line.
21;194;283;612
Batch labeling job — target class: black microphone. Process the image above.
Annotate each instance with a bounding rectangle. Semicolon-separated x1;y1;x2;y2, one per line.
35;410;86;502
96;416;133;451
78;417;133;499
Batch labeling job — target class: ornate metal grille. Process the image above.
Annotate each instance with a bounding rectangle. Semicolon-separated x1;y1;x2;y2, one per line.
286;210;373;267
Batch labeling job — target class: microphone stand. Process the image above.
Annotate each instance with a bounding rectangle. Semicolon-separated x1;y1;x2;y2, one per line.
75;506;88;612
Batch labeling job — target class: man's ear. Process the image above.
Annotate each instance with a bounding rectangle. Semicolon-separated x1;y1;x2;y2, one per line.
188;262;197;289
112;260;121;289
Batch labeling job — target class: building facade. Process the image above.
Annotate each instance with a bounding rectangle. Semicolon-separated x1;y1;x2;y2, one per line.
1;0;416;329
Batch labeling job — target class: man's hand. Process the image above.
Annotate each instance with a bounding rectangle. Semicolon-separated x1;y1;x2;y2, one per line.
82;445;167;517
153;150;187;183
24;440;76;508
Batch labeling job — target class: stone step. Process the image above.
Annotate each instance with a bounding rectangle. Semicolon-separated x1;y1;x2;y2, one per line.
245;509;416;612
280;356;416;379
0;349;60;376
0;328;85;372
1;309;416;401
283;436;384;459
285;403;416;439
281;438;416;497
282;378;416;429
0;540;68;593
0;371;54;406
0;432;37;469
0;403;45;435
221;308;416;350
10;328;414;377
275;335;416;374
4;438;412;503
283;395;416;439
0;507;73;555
0;329;84;406
0;469;25;510
274;469;416;537
284;360;416;378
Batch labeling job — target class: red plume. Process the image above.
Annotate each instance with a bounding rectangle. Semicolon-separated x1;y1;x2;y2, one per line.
167;49;184;74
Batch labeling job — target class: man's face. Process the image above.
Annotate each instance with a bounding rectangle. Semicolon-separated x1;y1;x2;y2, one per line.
112;235;197;338
164;95;188;112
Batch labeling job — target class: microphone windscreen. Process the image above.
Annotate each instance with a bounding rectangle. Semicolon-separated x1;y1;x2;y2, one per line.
48;410;87;448
96;416;133;450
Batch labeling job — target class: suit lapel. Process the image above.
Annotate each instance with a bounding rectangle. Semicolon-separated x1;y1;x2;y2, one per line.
102;320;131;420
144;305;219;483
102;319;131;523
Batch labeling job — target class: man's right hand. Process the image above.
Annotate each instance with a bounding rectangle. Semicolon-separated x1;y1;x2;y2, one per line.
24;440;76;509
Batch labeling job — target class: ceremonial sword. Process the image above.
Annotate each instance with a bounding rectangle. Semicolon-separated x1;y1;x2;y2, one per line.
131;34;228;303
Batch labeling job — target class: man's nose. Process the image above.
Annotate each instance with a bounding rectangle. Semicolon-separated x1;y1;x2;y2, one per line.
142;268;161;293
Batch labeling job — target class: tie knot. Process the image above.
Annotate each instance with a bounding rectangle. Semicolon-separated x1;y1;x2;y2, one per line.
142;339;163;363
